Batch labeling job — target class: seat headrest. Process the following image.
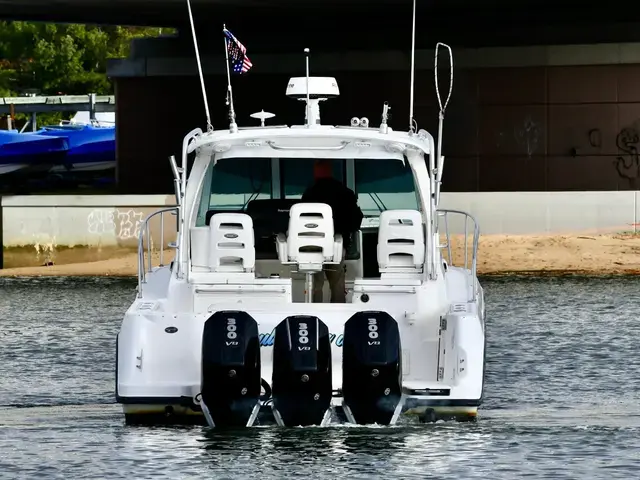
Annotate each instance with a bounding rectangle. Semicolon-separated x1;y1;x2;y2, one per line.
205;209;244;226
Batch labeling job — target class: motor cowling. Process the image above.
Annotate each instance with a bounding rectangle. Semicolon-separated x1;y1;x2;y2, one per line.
200;310;261;427
342;311;403;425
271;315;332;426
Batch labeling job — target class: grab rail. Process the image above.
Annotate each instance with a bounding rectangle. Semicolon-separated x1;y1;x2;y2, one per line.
266;141;350;151
137;207;179;298
436;209;480;302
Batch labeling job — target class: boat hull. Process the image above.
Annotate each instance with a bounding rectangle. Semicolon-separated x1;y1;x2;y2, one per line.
119;401;480;426
116;296;485;426
36;125;115;173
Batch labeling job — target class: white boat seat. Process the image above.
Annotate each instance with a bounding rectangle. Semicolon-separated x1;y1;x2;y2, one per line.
190;213;292;301
276;202;343;272
377;209;424;277
208;213;255;273
190;226;210;271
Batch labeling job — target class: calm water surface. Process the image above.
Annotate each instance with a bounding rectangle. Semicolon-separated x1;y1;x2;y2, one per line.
1;275;640;479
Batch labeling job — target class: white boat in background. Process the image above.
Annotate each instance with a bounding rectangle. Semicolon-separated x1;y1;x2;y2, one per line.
63;110;115;127
115;19;486;425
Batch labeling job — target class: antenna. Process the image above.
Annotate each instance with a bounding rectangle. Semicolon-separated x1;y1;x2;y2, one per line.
379;101;390;134
408;0;417;133
434;42;454;206
250;110;275;127
304;48;310;127
185;0;212;132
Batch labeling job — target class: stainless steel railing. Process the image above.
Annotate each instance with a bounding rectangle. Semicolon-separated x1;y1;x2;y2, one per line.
436;209;480;301
137;207;179;298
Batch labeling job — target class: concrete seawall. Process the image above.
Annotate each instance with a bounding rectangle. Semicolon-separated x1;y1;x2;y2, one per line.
438;191;640;235
1;195;177;268
1;192;639;272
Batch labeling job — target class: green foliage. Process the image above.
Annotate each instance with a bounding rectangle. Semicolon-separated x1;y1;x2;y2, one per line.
0;22;174;126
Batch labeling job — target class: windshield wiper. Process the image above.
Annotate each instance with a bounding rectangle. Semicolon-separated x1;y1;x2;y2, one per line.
368;192;388;213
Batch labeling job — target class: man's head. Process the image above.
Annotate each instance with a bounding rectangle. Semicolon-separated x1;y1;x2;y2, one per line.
313;159;333;180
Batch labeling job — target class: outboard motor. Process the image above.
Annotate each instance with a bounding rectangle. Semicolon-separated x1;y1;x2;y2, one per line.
342;311;403;425
201;311;262;427
271;315;332;426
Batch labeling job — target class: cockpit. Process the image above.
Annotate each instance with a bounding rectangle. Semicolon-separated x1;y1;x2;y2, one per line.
193;156;420;284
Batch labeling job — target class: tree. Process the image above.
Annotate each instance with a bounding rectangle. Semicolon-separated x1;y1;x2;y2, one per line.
0;22;173;125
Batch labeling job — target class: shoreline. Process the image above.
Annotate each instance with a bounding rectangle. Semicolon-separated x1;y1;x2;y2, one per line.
1;270;638;278
1;233;640;278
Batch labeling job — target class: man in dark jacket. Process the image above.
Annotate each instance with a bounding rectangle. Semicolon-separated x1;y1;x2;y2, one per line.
301;159;364;303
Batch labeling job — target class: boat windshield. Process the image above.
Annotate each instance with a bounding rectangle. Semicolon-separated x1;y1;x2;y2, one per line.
195;157;419;227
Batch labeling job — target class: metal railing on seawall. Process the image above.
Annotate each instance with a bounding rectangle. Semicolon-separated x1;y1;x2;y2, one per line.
137;207;178;298
437;209;480;302
0;94;115;115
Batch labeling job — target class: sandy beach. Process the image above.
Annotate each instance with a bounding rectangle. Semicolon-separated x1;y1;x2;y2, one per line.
2;233;640;277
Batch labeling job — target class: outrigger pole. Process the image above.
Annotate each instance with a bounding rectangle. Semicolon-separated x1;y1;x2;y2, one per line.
304;48;311;127
434;43;453;206
185;0;213;132
408;0;417;134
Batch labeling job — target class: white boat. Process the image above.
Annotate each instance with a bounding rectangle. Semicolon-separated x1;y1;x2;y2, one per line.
64;111;116;127
116;1;485;426
115;46;486;426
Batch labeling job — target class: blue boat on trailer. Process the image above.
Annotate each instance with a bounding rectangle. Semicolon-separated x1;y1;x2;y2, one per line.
0;115;115;190
0;129;68;176
36;124;116;173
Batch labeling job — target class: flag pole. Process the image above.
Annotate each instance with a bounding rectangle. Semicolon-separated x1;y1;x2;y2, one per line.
185;0;212;132
223;25;238;134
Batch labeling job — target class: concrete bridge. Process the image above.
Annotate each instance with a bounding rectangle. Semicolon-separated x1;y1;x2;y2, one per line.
0;0;605;27
3;1;640;193
4;1;639;50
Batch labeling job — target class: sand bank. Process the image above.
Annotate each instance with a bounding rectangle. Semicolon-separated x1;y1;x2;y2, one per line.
0;249;173;277
1;233;640;277
476;232;640;275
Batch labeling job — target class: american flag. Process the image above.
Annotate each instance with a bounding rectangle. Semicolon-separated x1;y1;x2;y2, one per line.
223;27;253;74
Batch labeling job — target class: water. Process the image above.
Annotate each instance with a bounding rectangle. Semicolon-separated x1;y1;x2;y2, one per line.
1;275;640;479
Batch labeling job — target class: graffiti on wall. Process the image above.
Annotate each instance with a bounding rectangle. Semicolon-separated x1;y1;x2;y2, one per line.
615;126;640;188
587;128;602;149
87;208;144;240
513;115;540;158
494;115;541;157
576;123;640;188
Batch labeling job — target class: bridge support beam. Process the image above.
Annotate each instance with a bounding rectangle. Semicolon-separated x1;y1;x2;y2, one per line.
108;33;640;193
